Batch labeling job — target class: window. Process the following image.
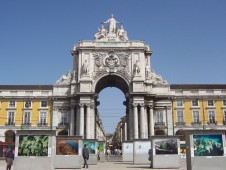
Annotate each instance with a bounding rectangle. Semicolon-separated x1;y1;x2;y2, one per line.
207;100;214;106
208;111;215;124
176;100;183;107
192;100;199;107
7;112;15;125
41;101;48;108
156;111;163;123
24;100;31;108
9;101;15;108
39;112;47;125
60;112;67;125
223;100;226;106
224;111;226;123
177;111;184;123
193;111;199;124
23;112;30;125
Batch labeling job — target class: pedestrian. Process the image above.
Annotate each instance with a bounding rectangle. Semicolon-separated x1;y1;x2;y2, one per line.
82;144;89;168
148;148;152;168
97;146;100;163
5;145;14;170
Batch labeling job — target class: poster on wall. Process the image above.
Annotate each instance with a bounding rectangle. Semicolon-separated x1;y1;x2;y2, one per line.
154;139;178;155
123;143;133;154
84;141;96;154
98;143;104;154
134;141;151;154
193;134;224;156
18;135;48;156
56;139;79;155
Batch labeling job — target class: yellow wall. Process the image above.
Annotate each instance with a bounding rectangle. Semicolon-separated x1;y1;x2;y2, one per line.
0;99;52;126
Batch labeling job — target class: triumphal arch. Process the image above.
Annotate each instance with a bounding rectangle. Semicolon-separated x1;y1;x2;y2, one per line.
53;15;173;140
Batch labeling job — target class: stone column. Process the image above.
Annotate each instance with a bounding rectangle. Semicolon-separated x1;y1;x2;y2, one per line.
133;103;139;139
79;104;84;136
76;106;80;135
149;106;154;136
124;122;127;141
140;104;147;139
70;106;75;135
90;104;95;139
129;105;133;140
86;104;91;139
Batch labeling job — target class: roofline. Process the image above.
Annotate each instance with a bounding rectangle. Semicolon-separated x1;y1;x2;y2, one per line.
170;84;226;90
0;85;53;90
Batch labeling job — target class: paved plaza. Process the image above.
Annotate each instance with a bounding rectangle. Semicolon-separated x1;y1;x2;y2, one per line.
0;156;187;170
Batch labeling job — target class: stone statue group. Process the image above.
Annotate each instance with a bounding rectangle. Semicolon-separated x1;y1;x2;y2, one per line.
94;14;128;41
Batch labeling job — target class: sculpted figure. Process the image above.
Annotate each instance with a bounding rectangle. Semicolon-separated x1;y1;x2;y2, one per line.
133;60;140;75
94;23;107;40
104;14;120;33
117;24;128;41
82;60;89;75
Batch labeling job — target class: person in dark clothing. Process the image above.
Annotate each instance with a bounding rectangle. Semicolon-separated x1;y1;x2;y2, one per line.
82;144;89;168
5;146;14;170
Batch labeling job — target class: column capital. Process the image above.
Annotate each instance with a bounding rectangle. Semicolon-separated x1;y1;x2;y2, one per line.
79;103;84;107
132;103;138;107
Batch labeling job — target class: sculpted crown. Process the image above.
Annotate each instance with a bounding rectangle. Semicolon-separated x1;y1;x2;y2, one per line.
94;14;128;41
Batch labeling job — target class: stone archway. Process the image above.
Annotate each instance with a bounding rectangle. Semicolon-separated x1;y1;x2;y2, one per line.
5;130;15;142
58;130;68;136
155;129;166;135
175;129;186;142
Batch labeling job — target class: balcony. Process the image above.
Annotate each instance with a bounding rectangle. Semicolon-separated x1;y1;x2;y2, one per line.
37;122;48;126
57;123;69;129
191;121;201;126
5;122;15;126
21;122;31;126
175;122;186;126
207;121;217;125
154;122;166;129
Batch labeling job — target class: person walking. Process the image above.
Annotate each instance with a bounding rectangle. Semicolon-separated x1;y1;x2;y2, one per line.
5;146;14;170
82;144;89;168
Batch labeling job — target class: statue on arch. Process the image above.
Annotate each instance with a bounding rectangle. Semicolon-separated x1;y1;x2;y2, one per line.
117;24;128;41
82;60;89;75
133;60;140;75
94;23;107;40
104;14;120;33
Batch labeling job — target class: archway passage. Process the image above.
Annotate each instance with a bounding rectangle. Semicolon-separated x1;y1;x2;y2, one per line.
95;74;129;141
58;130;68;136
95;75;129;94
5;130;15;142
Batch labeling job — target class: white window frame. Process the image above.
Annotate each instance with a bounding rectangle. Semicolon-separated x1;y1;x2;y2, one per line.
39;111;47;125
40;100;48;108
207;100;214;107
9;101;16;108
223;100;226;106
176;110;184;123
192;111;200;124
7;111;15;125
192;100;199;107
176;100;183;107
208;110;215;124
24;100;32;108
23;112;31;125
60;111;68;125
156;111;163;123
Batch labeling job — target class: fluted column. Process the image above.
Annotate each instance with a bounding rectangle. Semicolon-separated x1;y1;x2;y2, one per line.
86;104;91;139
79;104;84;136
148;106;154;136
90;104;95;139
76;106;80;135
140;104;147;138
70;106;75;135
133;103;139;139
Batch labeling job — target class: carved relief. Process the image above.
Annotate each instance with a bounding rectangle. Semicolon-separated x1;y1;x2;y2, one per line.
93;52;107;67
104;51;120;69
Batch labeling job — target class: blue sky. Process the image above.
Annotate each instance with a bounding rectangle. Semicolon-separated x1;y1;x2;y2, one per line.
1;0;226;133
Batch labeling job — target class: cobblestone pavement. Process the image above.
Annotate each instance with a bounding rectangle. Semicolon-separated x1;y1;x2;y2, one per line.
0;157;187;170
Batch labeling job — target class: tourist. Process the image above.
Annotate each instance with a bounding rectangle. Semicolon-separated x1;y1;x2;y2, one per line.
82;144;89;168
5;146;14;170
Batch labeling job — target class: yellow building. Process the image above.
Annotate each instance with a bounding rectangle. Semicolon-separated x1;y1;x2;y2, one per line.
171;84;226;142
0;85;53;142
